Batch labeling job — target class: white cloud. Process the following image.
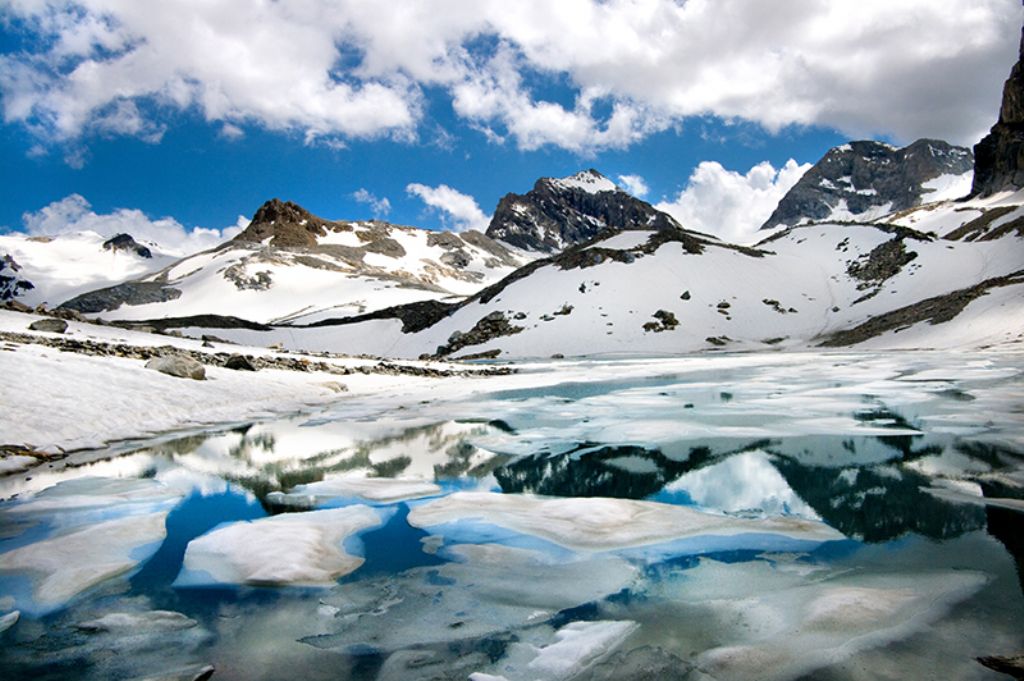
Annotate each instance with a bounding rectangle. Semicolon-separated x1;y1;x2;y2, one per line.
656;159;811;244
0;0;1019;154
406;183;490;232
617;174;649;198
353;188;392;218
21;194;242;255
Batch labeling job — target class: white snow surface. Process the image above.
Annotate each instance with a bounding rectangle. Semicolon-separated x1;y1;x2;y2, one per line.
920;171;973;202
177;505;387;586
81;223;530;324
0;230;175;308
0;308;485;454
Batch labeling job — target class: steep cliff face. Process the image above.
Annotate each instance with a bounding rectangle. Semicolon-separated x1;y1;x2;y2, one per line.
972;27;1024;196
760;140;973;231
485;170;682;252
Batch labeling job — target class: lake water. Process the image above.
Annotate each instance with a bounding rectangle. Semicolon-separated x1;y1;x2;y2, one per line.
1;351;1022;680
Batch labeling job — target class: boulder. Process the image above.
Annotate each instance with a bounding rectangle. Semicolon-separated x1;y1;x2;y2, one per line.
145;355;206;380
223;354;257;371
28;318;68;334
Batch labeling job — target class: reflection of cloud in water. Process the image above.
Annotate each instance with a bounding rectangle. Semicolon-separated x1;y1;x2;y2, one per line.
663;451;820;519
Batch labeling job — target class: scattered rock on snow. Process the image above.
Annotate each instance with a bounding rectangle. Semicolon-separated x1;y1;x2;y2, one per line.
28;318;68;334
146;355;206;380
223;354;257;371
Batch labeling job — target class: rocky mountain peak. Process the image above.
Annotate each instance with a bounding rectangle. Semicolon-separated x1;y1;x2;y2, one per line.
541;168;620;194
102;233;152;259
760;139;973;231
234;198;338;248
485;169;681;252
972;26;1024;196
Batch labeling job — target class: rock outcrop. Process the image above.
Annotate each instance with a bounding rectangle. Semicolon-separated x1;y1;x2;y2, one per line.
102;233;152;259
0;254;34;301
972;26;1024;196
233;198;344;248
760;140;973;230
486;169;683;252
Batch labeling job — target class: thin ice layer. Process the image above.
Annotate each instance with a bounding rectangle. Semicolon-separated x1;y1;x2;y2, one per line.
267;476;442;506
654;559;989;681
407;492;843;552
176;505;387;586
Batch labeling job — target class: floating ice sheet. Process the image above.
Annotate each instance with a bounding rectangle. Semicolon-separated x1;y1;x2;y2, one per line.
176;505;388;587
407;492;844;555
0;511;170;614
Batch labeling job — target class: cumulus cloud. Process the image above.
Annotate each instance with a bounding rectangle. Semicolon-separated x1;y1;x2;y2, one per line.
617;174;649;197
0;0;1019;155
656;159;811;244
21;194;243;254
406;183;490;232
353;188;392;218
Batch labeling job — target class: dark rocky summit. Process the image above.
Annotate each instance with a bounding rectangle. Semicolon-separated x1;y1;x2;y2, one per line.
102;233;152;258
0;254;34;301
972;26;1024;196
486;169;683;252
760;140;973;230
233;198;345;248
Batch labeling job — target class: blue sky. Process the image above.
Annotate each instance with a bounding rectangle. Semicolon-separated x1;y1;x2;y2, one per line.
0;1;1020;247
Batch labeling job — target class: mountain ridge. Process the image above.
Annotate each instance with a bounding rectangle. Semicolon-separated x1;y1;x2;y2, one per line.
760;139;973;231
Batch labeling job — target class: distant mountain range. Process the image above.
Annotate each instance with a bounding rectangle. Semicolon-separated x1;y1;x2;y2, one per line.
3;31;1023;359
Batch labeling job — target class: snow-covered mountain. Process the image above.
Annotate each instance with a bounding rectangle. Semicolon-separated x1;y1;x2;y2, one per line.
0;231;175;308
186;201;1023;358
760;139;974;231
485;169;683;252
59;199;530;325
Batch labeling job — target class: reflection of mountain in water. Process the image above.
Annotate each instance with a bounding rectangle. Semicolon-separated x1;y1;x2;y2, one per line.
494;444;705;499
140;420;507;502
771;459;985;542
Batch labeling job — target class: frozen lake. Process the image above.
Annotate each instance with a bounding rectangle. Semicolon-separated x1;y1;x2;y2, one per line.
1;351;1023;680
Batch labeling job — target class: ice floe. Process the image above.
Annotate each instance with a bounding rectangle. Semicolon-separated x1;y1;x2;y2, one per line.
407;492;844;555
176;505;388;586
0;511;170;614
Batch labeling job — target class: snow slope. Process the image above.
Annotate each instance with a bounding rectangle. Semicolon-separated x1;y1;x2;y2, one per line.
179;205;1024;358
59;220;531;325
0;231;175;308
